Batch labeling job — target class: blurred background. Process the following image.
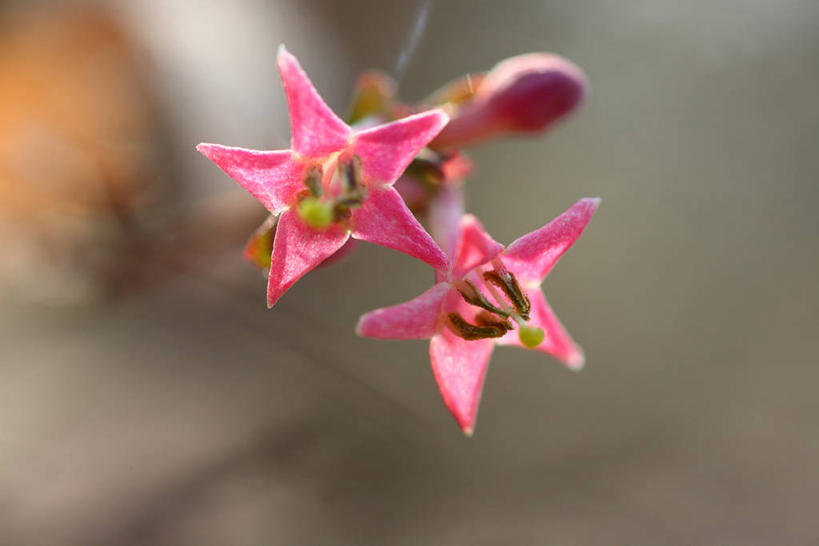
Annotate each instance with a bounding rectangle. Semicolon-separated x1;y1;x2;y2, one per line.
1;0;818;543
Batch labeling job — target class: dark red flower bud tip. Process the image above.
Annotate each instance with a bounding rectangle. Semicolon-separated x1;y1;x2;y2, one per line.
478;53;587;128
432;53;588;149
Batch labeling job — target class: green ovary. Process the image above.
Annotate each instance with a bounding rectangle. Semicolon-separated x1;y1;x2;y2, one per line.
297;197;334;229
518;325;544;349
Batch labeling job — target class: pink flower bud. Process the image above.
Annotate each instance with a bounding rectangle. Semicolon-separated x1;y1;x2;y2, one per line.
432;53;588;149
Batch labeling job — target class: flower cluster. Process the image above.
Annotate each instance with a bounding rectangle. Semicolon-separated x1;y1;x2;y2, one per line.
199;46;599;435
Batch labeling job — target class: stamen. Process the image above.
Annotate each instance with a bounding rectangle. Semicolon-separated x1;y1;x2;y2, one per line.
474;311;513;333
332;192;366;221
339;155;363;191
449;260;540;344
303;164;323;197
333;203;352;221
483;267;530;320
336;195;365;207
331;155;367;222
446;312;506;340
455;279;509;318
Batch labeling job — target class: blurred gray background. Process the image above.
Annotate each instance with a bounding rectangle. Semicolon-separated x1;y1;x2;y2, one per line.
1;0;818;544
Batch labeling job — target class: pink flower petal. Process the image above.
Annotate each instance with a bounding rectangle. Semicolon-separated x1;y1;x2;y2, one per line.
393;175;428;211
430;326;495;435
502;198;600;283
317;238;359;268
496;287;584;370
353;109;449;183
356;282;450;340
351;186;449;271
451;214;505;280
267;208;350;307
197;144;302;214
277;46;352;157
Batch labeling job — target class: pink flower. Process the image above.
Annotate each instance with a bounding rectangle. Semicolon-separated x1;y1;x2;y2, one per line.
198;46;450;307
356;198;600;435
432;53;588;149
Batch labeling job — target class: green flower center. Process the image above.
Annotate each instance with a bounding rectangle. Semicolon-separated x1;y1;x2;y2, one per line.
296;155;367;228
297;197;334;229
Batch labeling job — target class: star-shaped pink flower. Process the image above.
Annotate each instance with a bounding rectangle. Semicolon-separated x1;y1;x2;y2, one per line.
356;198;600;434
198;46;450;307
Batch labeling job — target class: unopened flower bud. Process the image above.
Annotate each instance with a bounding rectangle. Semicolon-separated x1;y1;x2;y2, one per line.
347;70;396;124
432;53;588;149
243;214;277;269
243;215;359;270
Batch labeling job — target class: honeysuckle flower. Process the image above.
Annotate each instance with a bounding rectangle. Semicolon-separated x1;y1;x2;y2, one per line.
198;46;450;307
431;53;588;149
356;198;600;435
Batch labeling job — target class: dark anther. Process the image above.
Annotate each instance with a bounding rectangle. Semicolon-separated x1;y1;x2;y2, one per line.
336;195;364;207
340;155;363;191
333;203;352;221
474;311;513;333
483;270;531;320
446;312;506;340
456;279;509;318
303;164;324;197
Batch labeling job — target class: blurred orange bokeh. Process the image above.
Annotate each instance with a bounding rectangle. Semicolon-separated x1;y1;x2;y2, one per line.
0;6;161;214
0;7;161;299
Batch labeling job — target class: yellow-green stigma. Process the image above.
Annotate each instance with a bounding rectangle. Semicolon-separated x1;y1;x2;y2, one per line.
518;325;544;349
297;197;333;229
